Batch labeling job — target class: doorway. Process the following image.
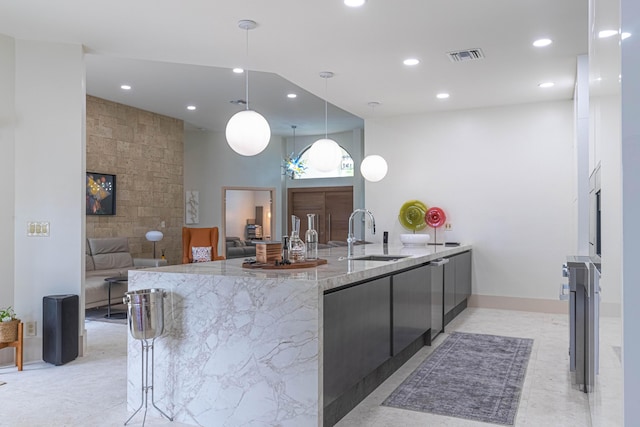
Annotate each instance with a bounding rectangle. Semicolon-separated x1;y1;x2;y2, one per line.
222;187;276;256
287;186;353;244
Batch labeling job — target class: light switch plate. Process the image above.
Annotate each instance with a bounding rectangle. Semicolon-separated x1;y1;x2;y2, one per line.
27;221;50;237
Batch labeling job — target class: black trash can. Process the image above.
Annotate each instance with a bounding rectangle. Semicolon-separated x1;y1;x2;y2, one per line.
43;294;78;365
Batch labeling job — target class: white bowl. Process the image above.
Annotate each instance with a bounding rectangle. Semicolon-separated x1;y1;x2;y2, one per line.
400;233;430;246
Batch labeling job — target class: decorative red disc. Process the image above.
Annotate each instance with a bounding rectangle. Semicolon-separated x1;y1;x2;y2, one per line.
426;207;446;228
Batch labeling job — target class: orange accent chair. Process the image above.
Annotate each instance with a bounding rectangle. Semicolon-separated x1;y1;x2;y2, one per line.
182;227;226;264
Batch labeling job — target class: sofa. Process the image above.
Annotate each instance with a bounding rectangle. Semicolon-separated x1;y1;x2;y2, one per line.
85;237;167;309
225;237;257;259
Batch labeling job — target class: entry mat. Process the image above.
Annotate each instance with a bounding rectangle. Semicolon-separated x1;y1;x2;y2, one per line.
383;332;533;425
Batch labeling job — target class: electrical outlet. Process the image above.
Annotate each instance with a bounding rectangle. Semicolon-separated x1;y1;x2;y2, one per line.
444;223;453;231
25;321;37;336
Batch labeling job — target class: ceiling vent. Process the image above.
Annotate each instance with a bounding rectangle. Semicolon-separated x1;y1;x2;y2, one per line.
447;48;485;63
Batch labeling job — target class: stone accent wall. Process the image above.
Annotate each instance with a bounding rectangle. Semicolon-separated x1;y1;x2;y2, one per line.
86;96;184;264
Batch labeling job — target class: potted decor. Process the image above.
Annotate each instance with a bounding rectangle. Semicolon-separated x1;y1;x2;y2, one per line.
0;306;19;343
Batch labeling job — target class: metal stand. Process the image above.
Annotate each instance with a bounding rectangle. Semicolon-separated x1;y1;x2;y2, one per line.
124;288;172;426
125;338;172;426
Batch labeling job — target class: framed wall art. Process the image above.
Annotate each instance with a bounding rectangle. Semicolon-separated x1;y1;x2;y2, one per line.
86;172;116;215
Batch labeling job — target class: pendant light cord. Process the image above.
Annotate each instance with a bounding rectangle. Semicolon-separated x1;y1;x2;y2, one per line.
324;77;328;139
245;27;250;111
292;125;297;153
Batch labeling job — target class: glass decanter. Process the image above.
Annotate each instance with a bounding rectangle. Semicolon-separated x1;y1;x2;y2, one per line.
305;213;318;260
289;215;306;263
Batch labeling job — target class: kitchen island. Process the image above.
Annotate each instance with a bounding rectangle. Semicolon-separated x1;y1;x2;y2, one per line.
127;243;471;427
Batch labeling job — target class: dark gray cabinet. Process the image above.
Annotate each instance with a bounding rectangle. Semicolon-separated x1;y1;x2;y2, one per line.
444;251;472;320
392;265;431;355
444;258;456;315
429;259;446;340
323;276;391;406
454;251;472;305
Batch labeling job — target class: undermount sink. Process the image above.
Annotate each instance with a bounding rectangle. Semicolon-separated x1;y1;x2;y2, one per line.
350;255;409;262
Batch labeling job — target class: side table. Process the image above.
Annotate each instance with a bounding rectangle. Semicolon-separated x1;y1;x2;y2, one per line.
104;276;128;319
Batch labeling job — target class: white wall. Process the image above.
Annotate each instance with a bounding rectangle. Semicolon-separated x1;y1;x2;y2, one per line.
184;130;285;244
12;40;85;360
365;101;574;302
226;190;258;238
0;35;15;318
575;55;590;256
621;0;640;422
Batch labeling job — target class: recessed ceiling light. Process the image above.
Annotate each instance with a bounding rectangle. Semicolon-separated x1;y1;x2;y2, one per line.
403;58;420;66
344;0;366;7
120;85;131;90
232;68;244;74
538;82;555;88
287;93;297;99
436;93;450;99
598;29;618;38
533;38;553;47
622;32;631;40
187;105;196;111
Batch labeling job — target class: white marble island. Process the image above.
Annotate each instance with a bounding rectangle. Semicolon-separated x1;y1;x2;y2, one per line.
127;243;471;427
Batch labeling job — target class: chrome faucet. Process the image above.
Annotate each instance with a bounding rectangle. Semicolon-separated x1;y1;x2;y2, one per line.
347;209;376;259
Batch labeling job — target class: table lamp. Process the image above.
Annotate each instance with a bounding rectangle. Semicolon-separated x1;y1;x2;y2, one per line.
145;230;163;259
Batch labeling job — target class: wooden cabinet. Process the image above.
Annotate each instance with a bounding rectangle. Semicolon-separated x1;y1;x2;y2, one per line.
323;277;391;406
288;186;353;243
392;265;431;355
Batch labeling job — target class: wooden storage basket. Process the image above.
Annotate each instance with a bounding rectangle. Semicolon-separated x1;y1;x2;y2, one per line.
0;319;19;343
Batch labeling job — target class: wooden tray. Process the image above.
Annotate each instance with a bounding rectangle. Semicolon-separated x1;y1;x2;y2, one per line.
242;258;328;270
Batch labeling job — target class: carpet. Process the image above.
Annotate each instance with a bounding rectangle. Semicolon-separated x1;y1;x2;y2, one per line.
383;332;533;425
84;307;127;325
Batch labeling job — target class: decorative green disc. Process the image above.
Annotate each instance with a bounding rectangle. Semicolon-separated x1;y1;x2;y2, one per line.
398;200;428;231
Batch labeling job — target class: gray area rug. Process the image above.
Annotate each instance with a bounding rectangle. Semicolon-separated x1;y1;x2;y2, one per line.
383;332;533;425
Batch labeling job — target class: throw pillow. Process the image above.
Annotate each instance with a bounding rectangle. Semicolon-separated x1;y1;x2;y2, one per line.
192;246;212;263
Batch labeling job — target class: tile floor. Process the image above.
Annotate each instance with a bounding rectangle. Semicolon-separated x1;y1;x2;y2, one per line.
0;308;623;427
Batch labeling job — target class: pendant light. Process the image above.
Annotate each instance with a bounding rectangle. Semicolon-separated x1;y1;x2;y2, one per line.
283;125;307;178
225;19;271;156
360;101;388;182
308;71;343;172
361;154;388;182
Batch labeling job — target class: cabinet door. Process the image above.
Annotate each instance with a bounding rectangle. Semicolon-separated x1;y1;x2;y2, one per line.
454;251;472;306
288;186;353;243
324;189;353;242
444;257;456;315
392;265;431;355
323;277;391;406
430;262;444;339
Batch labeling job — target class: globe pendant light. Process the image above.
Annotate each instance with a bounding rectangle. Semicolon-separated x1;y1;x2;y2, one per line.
308;71;342;172
360;101;388;182
360;154;388;182
225;19;271;156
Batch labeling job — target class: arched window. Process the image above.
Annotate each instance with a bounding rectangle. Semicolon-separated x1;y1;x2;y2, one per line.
285;145;354;179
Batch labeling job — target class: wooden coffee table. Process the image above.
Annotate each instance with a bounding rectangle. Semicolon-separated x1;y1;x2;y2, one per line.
104;276;128;319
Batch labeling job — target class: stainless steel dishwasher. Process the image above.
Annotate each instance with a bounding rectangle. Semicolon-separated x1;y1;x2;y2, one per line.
429;258;449;340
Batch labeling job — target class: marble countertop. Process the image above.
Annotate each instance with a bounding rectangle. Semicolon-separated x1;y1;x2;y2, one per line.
138;243;471;292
